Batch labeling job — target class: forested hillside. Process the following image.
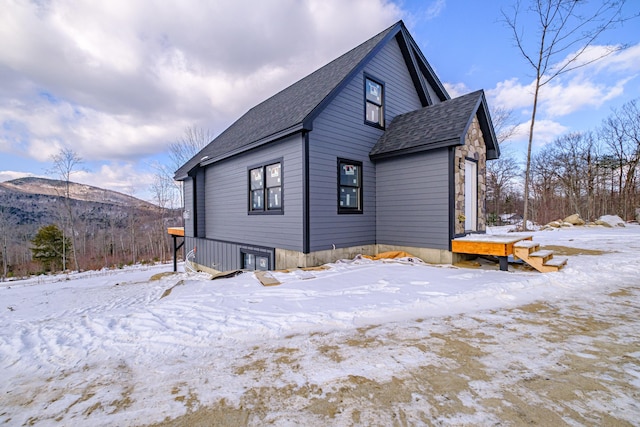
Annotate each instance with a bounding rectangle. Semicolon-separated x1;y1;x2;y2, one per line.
485;98;640;226
0;177;182;277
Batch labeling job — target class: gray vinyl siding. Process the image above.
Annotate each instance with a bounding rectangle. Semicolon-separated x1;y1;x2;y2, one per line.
183;178;194;237
425;74;443;104
184;236;274;272
194;169;206;237
204;134;303;251
376;149;450;249
308;36;423;251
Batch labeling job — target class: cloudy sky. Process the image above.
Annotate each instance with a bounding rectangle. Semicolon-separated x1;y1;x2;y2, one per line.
1;0;639;201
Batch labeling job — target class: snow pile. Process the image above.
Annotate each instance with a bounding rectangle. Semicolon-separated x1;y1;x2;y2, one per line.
1;225;640;425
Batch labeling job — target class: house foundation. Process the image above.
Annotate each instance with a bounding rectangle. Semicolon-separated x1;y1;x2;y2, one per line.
276;244;455;270
276;245;377;269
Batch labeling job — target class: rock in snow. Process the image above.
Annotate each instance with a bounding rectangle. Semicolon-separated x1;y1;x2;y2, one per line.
597;214;626;227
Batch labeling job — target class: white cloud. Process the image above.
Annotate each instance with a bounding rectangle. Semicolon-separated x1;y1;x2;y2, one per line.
489;42;640;124
0;171;38;182
424;0;446;20
0;0;406;200
552;43;640;78
532;119;570;146
0;96;186;162
510;119;569;147
4;0;634;199
74;163;156;200
541;75;629;117
0;0;403;175
488;78;534;111
444;82;470;98
602;43;640;74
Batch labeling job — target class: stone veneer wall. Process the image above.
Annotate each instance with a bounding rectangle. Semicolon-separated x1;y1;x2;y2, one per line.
454;115;487;235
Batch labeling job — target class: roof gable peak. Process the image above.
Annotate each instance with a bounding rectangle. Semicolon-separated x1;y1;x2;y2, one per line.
174;20;448;179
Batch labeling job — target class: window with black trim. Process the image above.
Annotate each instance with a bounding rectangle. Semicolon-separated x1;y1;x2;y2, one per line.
365;76;384;127
338;159;362;214
249;161;282;213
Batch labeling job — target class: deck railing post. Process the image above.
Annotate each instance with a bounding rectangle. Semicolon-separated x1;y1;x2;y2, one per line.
173;235;178;272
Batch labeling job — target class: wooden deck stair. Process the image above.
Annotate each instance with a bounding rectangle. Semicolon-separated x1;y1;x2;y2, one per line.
513;240;567;273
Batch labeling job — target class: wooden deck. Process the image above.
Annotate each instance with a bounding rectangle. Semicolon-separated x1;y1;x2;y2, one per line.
167;227;185;237
452;234;533;271
167;227;185;271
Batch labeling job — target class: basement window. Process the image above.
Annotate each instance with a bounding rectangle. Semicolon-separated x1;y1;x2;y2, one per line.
242;250;271;271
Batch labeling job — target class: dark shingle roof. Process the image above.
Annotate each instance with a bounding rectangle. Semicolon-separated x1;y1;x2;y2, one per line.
175;21;403;179
369;90;499;160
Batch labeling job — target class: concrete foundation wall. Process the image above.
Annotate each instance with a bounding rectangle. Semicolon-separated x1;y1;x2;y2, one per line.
376;244;453;264
196;246;466;274
276;244;455;269
276;245;377;269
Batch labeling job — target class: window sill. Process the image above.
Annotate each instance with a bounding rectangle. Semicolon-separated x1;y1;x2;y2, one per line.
338;209;363;215
364;121;385;130
248;210;284;216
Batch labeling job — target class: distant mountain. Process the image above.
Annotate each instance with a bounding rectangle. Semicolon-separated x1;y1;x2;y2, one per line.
0;177;183;274
0;177;180;230
0;177;158;209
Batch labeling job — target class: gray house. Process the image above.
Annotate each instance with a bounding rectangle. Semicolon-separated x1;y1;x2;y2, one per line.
174;20;499;273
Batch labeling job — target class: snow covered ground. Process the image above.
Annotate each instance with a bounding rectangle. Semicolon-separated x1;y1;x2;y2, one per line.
2;224;640;426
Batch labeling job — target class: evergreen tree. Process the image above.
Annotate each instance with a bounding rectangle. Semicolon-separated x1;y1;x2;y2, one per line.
31;224;71;272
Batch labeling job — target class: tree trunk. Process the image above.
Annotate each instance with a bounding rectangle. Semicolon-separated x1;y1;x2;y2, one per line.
522;81;541;230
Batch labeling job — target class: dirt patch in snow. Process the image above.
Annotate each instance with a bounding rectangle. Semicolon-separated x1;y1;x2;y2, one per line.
540;245;608;256
149;285;640;426
150;272;178;281
160;279;185;299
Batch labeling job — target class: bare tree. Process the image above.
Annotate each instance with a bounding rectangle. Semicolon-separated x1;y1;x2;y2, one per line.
49;148;85;271
485;106;522;224
491;106;519;145
149;173;174;262
594;154;618;215
487;149;522;222
153;126;212;220
0;207;9;281
530;147;564;223
144;126;211;265
503;0;634;229
546;132;599;218
169;126;213;170
599;99;640;219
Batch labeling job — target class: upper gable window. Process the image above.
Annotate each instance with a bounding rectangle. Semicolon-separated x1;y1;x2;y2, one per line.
365;76;384;128
249;161;282;214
